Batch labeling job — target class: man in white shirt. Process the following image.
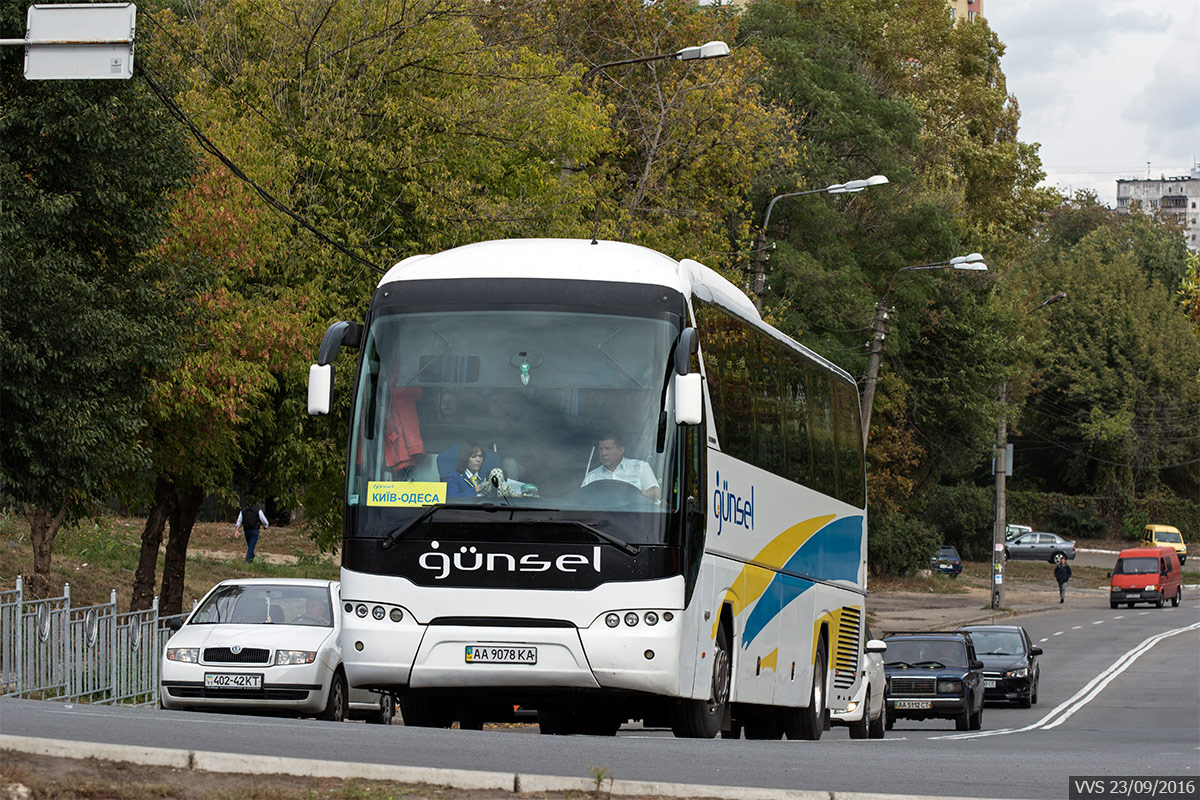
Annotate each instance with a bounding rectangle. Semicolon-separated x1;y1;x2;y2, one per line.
581;434;660;500
234;502;270;562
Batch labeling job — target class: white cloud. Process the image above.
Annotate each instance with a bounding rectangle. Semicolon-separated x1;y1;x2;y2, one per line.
985;1;1199;206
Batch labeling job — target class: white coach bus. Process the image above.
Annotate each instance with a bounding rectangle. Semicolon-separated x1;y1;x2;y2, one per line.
308;239;867;739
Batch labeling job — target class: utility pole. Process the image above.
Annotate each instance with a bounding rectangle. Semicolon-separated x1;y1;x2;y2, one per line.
991;290;1066;611
860;301;890;437
991;380;1008;609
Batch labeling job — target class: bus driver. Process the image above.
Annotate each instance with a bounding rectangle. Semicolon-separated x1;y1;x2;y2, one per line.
581;433;660;500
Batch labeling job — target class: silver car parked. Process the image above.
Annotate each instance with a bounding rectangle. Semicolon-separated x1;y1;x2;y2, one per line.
1004;531;1076;563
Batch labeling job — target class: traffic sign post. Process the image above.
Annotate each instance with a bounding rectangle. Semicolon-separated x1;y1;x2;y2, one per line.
0;3;136;80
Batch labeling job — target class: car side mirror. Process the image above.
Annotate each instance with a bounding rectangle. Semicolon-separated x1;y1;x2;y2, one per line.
865;639;887;653
970;659;984;671
1106;571;1111;578
168;617;184;633
1030;646;1043;657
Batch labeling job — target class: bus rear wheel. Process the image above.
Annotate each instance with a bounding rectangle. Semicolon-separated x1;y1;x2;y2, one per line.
670;621;731;739
784;639;826;741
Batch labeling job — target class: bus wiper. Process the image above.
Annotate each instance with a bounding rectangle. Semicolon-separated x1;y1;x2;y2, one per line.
542;519;640;557
379;503;510;550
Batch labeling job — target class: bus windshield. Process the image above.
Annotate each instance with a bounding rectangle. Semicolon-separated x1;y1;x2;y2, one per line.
347;309;680;523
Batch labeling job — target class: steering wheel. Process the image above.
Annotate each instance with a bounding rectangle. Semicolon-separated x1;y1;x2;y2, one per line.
576;479;656;508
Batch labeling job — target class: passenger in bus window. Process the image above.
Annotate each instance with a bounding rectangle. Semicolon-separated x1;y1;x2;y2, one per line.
443;442;488;498
582;433;660;500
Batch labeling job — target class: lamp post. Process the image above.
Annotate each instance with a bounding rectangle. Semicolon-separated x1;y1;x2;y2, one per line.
750;175;889;312
991;290;1067;610
860;253;988;442
581;40;731;87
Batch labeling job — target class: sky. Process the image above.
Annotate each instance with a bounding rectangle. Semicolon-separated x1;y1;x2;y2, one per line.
983;1;1200;208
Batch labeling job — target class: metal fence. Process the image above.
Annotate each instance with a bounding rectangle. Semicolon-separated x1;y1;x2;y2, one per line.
0;577;183;705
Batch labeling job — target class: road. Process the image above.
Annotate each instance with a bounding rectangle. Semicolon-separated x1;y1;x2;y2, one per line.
3;600;1198;799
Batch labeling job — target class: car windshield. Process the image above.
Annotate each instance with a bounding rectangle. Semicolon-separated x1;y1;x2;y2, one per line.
190;584;333;626
965;630;1025;656
884;639;967;667
1114;557;1159;575
1154;531;1182;543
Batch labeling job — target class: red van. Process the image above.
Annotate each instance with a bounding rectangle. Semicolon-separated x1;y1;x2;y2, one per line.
1109;547;1182;609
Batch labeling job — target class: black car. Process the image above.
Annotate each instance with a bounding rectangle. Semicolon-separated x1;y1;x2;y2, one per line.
929;545;963;577
882;631;984;731
958;624;1041;708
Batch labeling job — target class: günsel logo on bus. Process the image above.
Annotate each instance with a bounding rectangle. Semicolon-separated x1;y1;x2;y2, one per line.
713;470;754;535
418;541;603;580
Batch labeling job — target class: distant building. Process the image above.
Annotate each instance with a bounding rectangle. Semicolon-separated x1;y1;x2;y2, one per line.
1116;166;1200;251
947;0;983;25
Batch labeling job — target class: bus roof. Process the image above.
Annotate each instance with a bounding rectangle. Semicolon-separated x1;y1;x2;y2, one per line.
381;238;854;385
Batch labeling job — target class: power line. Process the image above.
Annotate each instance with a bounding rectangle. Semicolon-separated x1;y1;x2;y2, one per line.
138;64;386;276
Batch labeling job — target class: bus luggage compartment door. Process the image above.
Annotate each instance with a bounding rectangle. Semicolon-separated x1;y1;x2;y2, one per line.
409;624;601;690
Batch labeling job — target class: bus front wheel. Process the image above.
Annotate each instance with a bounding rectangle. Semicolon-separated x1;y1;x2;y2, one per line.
671;621;731;739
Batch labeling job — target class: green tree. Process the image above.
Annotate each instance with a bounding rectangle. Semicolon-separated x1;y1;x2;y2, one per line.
0;6;195;596
1016;211;1200;499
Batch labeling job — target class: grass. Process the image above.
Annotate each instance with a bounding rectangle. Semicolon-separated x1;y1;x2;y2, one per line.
0;511;337;609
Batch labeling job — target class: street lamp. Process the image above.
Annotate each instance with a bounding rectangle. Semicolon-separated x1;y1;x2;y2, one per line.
750;175;889;311
991;290;1068;611
860;253;989;442
581;40;731;86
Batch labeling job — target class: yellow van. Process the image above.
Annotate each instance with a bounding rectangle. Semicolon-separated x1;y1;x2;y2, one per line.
1142;525;1187;565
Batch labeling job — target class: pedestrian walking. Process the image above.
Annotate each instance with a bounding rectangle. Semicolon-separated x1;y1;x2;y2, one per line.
235;501;269;562
1054;557;1072;603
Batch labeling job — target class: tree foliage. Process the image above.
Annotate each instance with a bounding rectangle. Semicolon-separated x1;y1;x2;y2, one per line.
0;3;195;596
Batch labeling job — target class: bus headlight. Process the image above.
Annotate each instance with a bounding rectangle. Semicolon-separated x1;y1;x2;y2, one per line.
624;612;639;627
644;612;659;626
605;613;620;628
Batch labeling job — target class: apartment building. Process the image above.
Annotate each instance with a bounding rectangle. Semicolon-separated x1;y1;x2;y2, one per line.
1116;166;1200;251
947;0;983;25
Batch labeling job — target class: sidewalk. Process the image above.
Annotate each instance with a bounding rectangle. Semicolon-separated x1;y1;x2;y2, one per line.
868;583;1112;633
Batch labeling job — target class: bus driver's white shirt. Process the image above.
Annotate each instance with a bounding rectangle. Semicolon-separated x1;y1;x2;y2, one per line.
582;457;659;492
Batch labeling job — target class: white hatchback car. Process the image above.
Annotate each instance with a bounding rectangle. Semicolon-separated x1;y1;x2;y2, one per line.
829;628;887;739
159;578;392;723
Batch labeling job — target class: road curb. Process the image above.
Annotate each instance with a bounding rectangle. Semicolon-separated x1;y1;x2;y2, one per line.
1;733;1019;800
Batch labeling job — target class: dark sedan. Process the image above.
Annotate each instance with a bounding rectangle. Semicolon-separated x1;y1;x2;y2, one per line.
958;624;1041;708
883;631;985;731
1004;531;1076;563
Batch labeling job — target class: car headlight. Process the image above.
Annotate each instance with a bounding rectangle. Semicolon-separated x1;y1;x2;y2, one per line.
276;650;317;666
1005;667;1028;679
1110;586;1120;592
1145;584;1158;592
166;647;199;663
937;680;962;694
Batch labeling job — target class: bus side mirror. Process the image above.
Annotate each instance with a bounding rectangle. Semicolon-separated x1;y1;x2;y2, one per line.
674;327;699;376
674;373;703;425
308;364;333;415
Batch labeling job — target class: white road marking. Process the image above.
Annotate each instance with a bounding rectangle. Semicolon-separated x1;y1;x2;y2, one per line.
1053;631;1064;636
1071;626;1082;630
1092;621;1104;625
1112;616;1124;619
934;621;1200;741
1039;638;1048;643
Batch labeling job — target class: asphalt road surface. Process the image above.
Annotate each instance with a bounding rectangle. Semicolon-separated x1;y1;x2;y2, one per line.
3;601;1198;799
